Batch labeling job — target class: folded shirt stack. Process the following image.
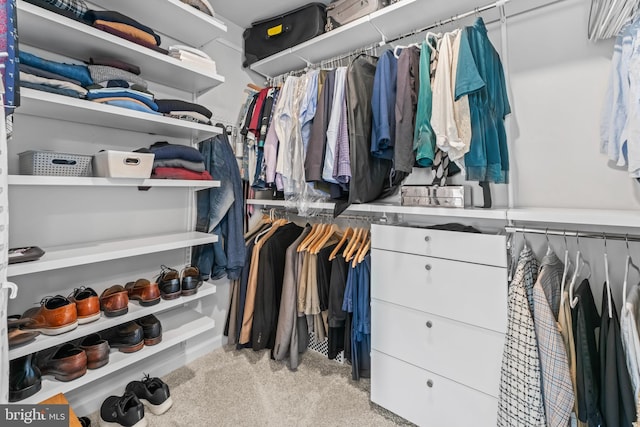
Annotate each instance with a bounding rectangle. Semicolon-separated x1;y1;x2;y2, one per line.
147;141;212;180
179;0;215;16
23;0;89;23
88;64;149;89
155;99;213;125
86;87;159;115
168;46;217;74
19;51;94;98
84;10;168;54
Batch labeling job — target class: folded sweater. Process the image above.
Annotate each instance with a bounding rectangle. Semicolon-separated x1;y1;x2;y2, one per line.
155;99;212;118
84;10;161;45
152;167;212;180
93;23;169;54
149;142;205;163
88;57;141;75
19;51;93;87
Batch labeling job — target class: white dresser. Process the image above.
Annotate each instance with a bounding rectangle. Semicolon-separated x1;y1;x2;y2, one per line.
370;224;508;427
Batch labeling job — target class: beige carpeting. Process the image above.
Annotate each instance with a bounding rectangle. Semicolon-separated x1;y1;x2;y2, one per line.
90;345;412;426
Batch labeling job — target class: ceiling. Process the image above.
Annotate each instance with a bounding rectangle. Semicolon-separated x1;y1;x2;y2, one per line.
213;0;331;29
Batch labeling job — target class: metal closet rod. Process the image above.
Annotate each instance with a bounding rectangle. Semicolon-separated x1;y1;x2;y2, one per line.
505;226;640;243
259;207;389;223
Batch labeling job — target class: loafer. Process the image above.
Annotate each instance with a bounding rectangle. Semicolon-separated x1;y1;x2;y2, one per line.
104;321;144;353
125;279;160;307
125;374;172;415
8;315;40;348
36;343;87;382
9;353;41;402
79;333;110;369
156;265;181;300
69;287;101;324
99;285;129;317
22;295;78;335
181;265;202;296
99;391;146;427
135;315;162;346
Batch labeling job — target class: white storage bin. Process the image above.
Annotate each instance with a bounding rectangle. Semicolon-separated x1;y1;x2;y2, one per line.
93;150;155;178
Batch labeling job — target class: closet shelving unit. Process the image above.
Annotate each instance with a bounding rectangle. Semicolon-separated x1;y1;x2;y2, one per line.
8;0;227;405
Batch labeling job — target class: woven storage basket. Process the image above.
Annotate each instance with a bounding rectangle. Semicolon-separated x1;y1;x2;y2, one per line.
18;150;93;177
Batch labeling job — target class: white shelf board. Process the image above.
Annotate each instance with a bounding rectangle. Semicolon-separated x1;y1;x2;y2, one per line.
9;175;220;189
9;283;217;360
17;88;222;139
7;231;218;277
250;49;309;80
246;199;508;220
20;308;215;403
507;208;640;229
17;0;225;94
89;0;227;48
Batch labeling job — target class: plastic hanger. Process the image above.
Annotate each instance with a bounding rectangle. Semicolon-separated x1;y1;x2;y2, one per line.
560;230;573;305
545;228;554;256
569;234;591;308
623;234;640;307
603;234;613;318
1;281;18;299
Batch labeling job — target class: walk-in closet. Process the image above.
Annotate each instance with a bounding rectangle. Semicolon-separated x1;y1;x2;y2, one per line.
1;0;639;426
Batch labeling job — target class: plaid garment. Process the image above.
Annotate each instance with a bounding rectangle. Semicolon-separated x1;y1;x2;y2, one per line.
41;0;87;19
532;279;574;426
497;246;546;427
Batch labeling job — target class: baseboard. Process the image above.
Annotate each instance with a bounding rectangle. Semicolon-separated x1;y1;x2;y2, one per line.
67;332;225;416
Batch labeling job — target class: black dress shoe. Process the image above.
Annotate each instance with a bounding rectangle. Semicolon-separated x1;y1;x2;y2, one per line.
78;416;91;427
9;353;41;402
104;321;144;353
156;265;181;300
99;391;146;427
135;315;162;346
126;374;172;415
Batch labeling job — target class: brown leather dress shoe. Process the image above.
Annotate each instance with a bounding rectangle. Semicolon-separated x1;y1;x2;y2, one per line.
79;333;110;369
125;279;160;307
21;296;78;336
37;344;87;382
100;285;129;317
69;287;101;324
7;315;40;348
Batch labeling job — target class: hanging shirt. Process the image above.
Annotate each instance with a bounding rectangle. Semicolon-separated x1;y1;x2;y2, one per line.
371;50;397;160
455;17;511;183
300;69;319;155
414;40;437;167
305;69;335;182
497;246;546;427
394;45;420;178
322;67;347;184
432;30;469;162
600;284;637;426
274;76;300;188
622;286;640;397
451;29;472;167
333;93;351;185
572;279;603;426
558;291;585;427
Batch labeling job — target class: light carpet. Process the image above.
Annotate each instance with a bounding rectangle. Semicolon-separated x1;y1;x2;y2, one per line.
90;345;413;426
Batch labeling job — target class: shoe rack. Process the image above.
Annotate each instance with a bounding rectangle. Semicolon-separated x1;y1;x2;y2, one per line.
6;0;227;410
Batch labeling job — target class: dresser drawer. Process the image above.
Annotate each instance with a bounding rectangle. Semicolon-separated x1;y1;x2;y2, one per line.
372;300;504;397
371;224;507;267
371;249;507;333
371;351;498;427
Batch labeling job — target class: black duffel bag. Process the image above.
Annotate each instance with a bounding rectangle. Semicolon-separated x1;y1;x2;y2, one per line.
243;3;326;68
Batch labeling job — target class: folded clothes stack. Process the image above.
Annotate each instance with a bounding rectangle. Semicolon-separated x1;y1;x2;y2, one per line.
180;0;215;16
155;99;213;125
146;141;212;180
168;46;217;74
86;87;159;115
23;0;89;23
88;64;149;89
19;51;93;98
84;10;167;54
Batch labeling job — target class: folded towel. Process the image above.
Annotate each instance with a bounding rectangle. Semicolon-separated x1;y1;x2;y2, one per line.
88;65;148;89
152;167;213;180
21;72;88;95
149;142;205;163
84;10;161;45
155;99;212;118
19;51;93;87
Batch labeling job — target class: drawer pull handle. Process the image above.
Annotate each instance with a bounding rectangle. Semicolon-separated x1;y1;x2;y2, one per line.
426;321;433;328
424;236;431;242
427;379;434;388
425;264;432;271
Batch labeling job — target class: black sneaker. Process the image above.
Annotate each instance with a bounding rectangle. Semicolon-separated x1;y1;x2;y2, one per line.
99;391;146;427
125;374;173;415
155;265;181;300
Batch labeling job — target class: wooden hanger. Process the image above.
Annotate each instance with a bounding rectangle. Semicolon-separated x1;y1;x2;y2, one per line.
329;227;353;260
307;223;330;253
247;83;265;92
342;227;361;260
298;223;321;252
345;228;364;262
354;232;371;267
312;224;338;254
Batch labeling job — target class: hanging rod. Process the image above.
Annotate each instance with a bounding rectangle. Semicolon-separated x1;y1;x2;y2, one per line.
505;225;640;243
259;206;392;223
